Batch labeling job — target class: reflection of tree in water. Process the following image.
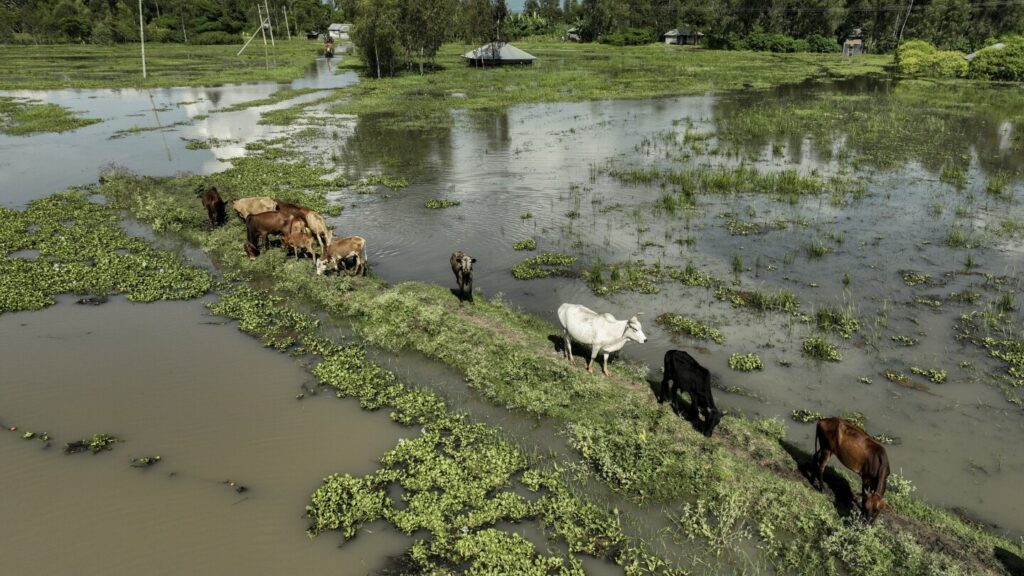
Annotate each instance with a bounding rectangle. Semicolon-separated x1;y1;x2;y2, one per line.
712;78;1024;180
336;114;453;179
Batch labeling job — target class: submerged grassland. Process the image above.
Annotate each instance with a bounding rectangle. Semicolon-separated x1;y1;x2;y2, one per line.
0;40;322;90
0;96;101;135
93;167;1024;575
322;42;890;131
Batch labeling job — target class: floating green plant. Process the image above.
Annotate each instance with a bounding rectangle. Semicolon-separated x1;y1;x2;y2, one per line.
791;409;824;423
424;199;460;209
0;96;101;135
655;313;724;344
802;337;842;362
728;352;763;372
511;253;577;280
910;366;947;384
513;238;537;251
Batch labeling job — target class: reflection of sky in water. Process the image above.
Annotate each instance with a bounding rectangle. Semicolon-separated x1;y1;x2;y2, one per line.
0;61;356;208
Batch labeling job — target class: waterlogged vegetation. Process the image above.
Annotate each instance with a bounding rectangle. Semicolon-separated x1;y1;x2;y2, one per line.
728;352;763;372
324;42;888;131
511;252;577;280
655;313;725;345
0;190;210;313
85;166;1024;574
424;198;461;209
0;96;100;135
0;40;325;90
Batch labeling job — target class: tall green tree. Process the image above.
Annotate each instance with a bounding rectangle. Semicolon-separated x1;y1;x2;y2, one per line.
351;0;400;78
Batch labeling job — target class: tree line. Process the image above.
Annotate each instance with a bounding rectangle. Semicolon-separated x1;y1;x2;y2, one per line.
2;0;1021;57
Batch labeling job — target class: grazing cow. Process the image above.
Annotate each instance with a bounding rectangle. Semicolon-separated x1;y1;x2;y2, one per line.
450;251;476;297
282;227;316;260
243;211;296;258
658;350;722;437
557;303;647;377
231;196;277;221
275;201;333;255
316;236;366;276
200;185;226;229
813;417;890;523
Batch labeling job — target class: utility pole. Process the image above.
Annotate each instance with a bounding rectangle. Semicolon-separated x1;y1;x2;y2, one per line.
139;0;147;79
283;5;291;40
257;3;268;48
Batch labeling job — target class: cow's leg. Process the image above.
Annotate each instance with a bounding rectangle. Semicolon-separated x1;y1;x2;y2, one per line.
601;352;609;376
563;330;573;365
814;448;831;491
658;373;670;404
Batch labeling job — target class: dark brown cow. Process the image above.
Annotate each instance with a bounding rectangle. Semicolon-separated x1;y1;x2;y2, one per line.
813;417;890;522
201;185;226;229
244;211;296;258
450;250;476;297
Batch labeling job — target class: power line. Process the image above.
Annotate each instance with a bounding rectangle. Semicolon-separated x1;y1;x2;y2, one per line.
712;0;1024;13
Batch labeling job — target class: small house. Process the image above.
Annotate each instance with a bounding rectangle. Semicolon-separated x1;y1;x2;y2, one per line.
965;42;1005;61
663;26;703;46
842;28;866;56
328;23;352;41
464;42;537;66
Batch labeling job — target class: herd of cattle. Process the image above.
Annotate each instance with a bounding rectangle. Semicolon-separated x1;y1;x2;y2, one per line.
199;184;890;523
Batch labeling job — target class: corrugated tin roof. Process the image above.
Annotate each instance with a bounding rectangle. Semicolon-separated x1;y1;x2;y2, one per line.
665;26;700;36
463;43;537;63
965;42;1005;61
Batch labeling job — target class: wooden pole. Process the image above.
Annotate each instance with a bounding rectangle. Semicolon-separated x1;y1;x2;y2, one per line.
265;0;276;47
237;21;264;56
283;5;291;40
257;4;268;47
138;0;147;79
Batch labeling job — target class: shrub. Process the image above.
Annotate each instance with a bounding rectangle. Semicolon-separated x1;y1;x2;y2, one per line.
969;36;1024;81
600;27;657;46
192;31;242;45
896;39;938;75
896;40;968;78
746;32;804;53
925;51;969;78
807;34;839;53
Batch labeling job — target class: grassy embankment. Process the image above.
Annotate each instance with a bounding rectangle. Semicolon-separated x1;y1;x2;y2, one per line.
0;96;100;135
0;39;324;90
93;165;1024;575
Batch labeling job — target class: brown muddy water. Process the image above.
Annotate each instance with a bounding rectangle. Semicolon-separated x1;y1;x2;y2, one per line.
2;70;1024;572
0;297;411;574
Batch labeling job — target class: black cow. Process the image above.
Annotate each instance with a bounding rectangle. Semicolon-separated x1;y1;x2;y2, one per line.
658;350;722;437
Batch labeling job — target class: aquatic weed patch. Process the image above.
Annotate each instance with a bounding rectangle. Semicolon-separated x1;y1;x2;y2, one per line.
802;336;843;362
424;198;460;209
513;238;537;251
0;96;101;135
512;252;578;280
0;191;210;313
586;260;664;296
656;313;725;344
728;352;764;372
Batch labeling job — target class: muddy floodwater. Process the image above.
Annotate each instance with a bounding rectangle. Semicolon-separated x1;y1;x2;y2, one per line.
0;297;411;574
2;67;1024;573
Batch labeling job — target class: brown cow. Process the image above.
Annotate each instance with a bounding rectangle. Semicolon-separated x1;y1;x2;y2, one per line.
201;185;226;229
813;417;890;522
275;201;333;255
450;250;476;297
282;227;316;260
316;236;366;276
244;211;296;258
231;196;277;221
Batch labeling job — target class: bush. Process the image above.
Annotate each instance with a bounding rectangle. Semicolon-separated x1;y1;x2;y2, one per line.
745;32;804;53
807;34;839;53
896;40;967;78
600;27;657;46
192;31;242;45
705;32;746;50
969;36;1024;81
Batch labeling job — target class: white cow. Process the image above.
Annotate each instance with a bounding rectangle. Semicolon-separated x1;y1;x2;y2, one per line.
557;303;647;376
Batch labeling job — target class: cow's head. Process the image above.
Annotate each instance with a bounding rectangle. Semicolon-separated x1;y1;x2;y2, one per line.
459;254;475;273
244;241;259;260
625;315;647;344
865;492;887;523
315;256;331;275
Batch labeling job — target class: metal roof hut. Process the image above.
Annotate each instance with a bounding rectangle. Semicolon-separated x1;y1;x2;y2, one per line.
663;26;703;45
464;42;537;67
965;42;1005;62
842;28;866;56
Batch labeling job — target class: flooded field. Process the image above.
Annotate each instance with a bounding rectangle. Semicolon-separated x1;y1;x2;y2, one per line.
0;297;411;574
2;62;1024;574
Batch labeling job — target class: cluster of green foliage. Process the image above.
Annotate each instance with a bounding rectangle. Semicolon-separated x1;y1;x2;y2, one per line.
910;366;947;384
728;352;763;371
968;36;1024;81
709;31;838;53
802;336;843;362
814;306;860;338
956;310;1024;405
0;190;210;314
585;259;662;295
513;238;536;251
791;409;824;423
896;40;968;78
0;0;337;45
511;252;577;280
655;313;724;344
424;198;460;209
0;96;100;135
